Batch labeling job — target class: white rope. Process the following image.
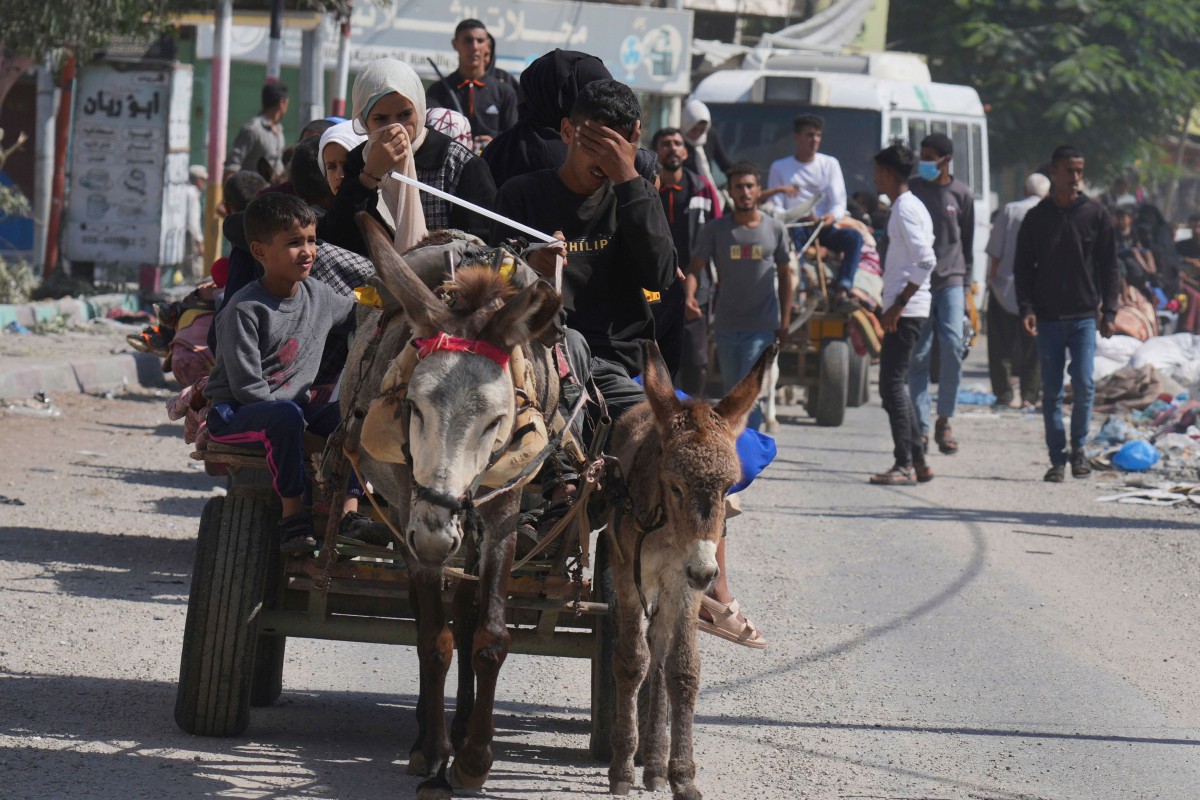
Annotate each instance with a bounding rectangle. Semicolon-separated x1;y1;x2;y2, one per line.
387;169;558;244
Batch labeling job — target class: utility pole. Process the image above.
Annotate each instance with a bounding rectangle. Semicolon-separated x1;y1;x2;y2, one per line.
266;0;285;83
331;3;353;117
43;54;75;277
32;56;57;276
204;0;232;271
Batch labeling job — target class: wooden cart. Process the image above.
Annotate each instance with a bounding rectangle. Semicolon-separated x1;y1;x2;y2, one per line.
173;440;618;760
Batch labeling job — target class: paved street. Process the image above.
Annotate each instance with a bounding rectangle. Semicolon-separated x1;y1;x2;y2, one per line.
2;342;1199;800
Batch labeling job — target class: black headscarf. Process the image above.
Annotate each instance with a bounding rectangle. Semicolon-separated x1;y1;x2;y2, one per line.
1135;203;1180;294
482;49;656;188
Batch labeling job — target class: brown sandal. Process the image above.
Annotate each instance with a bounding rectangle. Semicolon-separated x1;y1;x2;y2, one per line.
698;596;768;649
870;465;916;485
934;418;958;454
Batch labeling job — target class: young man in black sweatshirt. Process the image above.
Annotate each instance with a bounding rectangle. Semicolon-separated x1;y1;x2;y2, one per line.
492;78;676;419
1014;144;1119;483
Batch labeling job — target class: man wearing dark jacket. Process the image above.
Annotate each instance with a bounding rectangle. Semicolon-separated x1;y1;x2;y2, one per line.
1014;144;1119;483
492;79;675;417
653;127;722;393
425;19;518;147
908;133;974;455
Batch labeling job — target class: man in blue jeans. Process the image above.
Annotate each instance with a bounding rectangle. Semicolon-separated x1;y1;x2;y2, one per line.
908;133;975;454
686;162;793;430
1014;144;1120;482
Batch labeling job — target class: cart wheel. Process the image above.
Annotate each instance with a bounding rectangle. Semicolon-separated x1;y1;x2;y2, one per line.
175;495;274;736
590;533;616;762
251;542;286;707
847;346;871;408
815;339;849;427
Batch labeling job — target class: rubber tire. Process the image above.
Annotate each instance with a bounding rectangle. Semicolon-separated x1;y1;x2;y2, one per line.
250;541;286;707
175;495;274;736
847;346;870;408
589;533;617;762
815;339;849;427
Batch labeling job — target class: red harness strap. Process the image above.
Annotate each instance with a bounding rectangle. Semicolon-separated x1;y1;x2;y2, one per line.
413;332;510;370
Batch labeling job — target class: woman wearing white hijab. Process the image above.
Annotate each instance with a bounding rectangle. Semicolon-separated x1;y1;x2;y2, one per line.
324;58;497;255
680;98;733;186
318;120;366;196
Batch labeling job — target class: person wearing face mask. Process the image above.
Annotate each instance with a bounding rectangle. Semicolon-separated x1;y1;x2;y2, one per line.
322;58;497;257
907;133;975;456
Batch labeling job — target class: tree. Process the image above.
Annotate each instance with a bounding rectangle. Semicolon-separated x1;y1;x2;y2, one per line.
888;0;1200;177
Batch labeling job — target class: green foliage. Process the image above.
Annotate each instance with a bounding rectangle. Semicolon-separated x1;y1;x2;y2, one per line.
0;257;36;305
889;0;1200;175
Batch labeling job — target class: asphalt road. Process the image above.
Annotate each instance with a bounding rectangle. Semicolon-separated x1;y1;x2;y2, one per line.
2;352;1199;800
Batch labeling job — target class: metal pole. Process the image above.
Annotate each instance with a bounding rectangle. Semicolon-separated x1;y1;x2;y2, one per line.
331;5;352;117
266;0;284;83
43;53;75;277
32;55;57;275
204;0;232;271
1164;110;1193;221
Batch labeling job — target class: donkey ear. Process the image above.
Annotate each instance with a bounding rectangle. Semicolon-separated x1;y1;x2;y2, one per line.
715;342;778;437
356;212;447;336
641;340;680;429
477;280;562;351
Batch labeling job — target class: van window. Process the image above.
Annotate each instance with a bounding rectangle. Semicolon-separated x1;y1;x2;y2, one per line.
930;120;948;135
971;124;985;200
908;119;927;147
889;116;904;144
951;122;972;191
706;105;883;197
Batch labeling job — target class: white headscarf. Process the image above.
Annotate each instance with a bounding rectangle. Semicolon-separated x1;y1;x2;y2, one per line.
426;107;473;151
681;98;713;184
317;120;366;177
352;58;429;252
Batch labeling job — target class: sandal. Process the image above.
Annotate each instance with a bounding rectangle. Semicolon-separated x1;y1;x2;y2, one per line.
279;512;318;555
934;418;958;454
698;596;768;649
869;465;916;485
126;325;172;357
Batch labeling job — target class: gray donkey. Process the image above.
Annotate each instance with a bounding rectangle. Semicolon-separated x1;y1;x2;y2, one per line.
607;340;776;800
340;216;562;800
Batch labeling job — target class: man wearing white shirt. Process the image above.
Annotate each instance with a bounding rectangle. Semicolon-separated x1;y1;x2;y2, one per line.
765;114;863;303
870;144;936;486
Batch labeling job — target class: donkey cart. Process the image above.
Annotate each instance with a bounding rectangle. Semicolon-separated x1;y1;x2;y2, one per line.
173;436;620;761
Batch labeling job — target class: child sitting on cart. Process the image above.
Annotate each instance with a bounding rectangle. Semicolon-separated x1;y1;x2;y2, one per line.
204;193;362;554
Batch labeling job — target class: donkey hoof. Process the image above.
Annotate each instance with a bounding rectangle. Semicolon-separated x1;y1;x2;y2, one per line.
645;775;669;792
406;749;427;776
449;757;490;790
415;775;452;800
609;780;632;796
672;787;702;800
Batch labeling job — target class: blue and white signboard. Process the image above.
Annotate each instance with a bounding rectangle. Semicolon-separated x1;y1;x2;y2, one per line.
198;0;693;95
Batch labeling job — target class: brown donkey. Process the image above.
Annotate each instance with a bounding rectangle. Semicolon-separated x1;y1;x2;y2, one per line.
607;340;775;800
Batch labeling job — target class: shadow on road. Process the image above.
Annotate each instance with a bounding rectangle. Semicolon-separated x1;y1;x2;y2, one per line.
0;527;194;605
0;673;605;800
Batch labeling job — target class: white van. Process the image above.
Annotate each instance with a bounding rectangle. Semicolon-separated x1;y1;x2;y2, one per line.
692;55;993;286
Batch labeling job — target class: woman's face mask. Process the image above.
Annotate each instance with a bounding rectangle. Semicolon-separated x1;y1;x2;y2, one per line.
917;160;942;181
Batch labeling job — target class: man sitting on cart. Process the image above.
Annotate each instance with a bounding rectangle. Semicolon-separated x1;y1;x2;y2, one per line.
763;114;863;308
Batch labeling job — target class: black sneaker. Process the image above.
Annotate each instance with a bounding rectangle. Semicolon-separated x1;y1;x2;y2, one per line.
1043;464;1066;483
1070;449;1092;478
338;510;392;546
279;512;318;554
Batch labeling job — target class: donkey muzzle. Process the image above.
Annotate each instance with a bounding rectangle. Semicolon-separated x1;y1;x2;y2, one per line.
406;502;463;565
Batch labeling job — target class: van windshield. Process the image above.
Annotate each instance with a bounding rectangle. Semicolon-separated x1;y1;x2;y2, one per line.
706;105;883;198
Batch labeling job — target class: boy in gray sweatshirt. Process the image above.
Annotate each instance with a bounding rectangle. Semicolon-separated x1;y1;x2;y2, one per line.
206;193;358;552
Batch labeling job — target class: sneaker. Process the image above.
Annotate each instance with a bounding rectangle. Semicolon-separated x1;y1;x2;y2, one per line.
870;465;916;485
339;509;392;546
1070;449;1092;478
279;512;319;554
1043;464;1066;483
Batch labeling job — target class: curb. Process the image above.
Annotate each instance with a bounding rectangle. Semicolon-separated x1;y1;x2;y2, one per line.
0;293;141;330
0;351;170;400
